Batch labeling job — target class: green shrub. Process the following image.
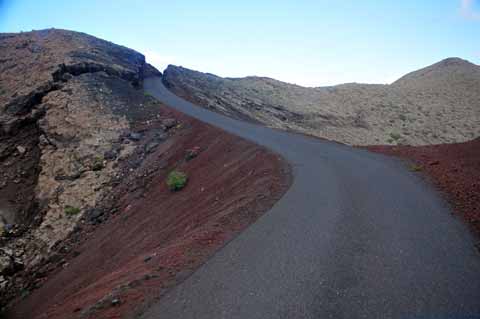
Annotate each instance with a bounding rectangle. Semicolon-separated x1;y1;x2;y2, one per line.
166;170;188;191
64;205;81;216
92;155;104;171
389;132;402;141
409;164;423;172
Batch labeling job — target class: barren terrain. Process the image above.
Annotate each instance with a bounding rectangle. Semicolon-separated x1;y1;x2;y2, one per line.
0;29;290;318
162;58;480;146
139;77;480;319
1;27;479;319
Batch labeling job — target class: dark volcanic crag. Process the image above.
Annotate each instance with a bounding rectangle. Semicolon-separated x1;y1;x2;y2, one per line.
0;28;162;307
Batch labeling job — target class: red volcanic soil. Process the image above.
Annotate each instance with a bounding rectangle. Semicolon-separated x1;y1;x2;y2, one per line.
7;107;291;319
367;138;480;237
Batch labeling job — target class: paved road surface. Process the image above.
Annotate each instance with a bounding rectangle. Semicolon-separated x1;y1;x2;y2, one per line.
142;77;480;319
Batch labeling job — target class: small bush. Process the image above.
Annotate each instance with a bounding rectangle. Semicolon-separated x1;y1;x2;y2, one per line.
409;164;423;172
166;170;188;191
389;132;402;141
65;205;81;216
92;155;104;171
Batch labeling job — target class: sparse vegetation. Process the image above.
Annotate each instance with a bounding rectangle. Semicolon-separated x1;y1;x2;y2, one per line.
166;170;188;191
64;205;81;216
409;164;423;172
92;155;104;171
389;132;402;141
163;58;480;146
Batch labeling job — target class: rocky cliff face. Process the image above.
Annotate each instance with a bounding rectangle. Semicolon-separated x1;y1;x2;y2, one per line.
0;29;171;305
162;58;480;146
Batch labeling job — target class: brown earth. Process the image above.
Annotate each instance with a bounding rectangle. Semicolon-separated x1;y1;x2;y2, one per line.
367;138;480;238
0;29;291;318
6;107;290;319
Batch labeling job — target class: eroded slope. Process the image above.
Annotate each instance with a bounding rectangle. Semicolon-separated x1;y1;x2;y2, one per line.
0;29;291;319
0;28;161;305
162;58;480;145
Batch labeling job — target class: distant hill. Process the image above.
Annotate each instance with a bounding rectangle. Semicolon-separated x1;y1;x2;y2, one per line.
162;58;480;145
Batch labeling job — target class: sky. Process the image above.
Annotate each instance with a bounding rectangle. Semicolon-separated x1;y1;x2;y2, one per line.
0;0;479;87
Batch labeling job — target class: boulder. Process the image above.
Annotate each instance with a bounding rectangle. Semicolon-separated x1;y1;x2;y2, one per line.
0;251;13;276
161;118;177;130
128;132;142;141
16;146;26;155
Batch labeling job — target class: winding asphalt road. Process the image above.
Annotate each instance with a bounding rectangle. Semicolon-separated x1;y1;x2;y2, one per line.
142;77;480;319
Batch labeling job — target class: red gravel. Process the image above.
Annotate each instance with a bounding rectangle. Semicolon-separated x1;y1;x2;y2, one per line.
367;138;480;237
7;108;291;319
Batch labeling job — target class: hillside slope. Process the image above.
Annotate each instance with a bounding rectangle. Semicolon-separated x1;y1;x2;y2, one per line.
0;29;290;318
1;31;155;303
162;58;480;145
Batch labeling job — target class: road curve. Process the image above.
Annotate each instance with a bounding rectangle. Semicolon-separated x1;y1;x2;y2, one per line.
142;77;480;319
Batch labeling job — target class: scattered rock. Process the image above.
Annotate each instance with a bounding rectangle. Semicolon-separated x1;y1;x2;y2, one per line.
61;73;73;82
0;253;13;276
143;273;158;280
2;224;18;237
161;118;177;130
128;132;142;141
145;142;159;154
0;275;8;291
185;146;201;161
143;255;152;263
55;170;82;181
111;298;121;306
0;250;22;276
87;208;104;224
429;160;440;166
16;146;26;155
103;150;117;160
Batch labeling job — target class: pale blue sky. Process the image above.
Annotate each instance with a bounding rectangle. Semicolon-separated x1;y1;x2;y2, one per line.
1;0;479;86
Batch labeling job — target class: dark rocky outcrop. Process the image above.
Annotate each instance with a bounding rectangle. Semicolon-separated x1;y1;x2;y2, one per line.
0;28;171;308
